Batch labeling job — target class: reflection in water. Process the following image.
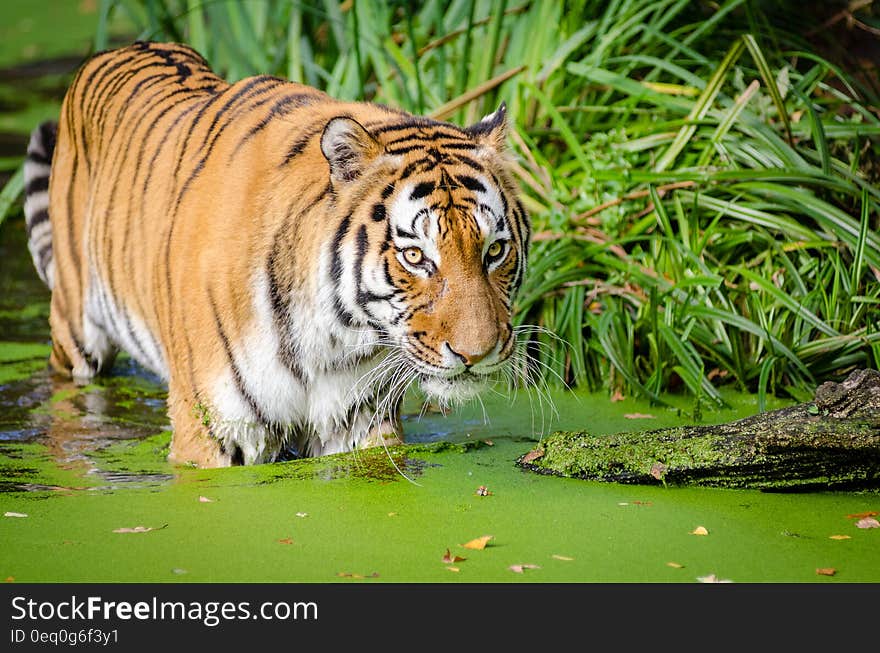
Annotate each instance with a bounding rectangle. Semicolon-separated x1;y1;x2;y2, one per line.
0;358;175;491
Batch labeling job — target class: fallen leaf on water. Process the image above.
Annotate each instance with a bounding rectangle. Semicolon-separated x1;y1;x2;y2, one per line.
552;554;574;561
846;511;878;519
624;413;655;419
632;501;653;506
4;512;27;518
509;564;540;574
690;526;709;536
483;439;494;446
520;449;544;464
650;462;668;480
387;512;397;517
816;568;837;576
610;389;625;402
337;572;379;579
461;535;493;550
696;574;732;583
278;538;294;545
442;549;465;564
829;535;851;540
855;517;880;529
666;562;684;569
198;496;213;503
475;485;492;496
446;566;460;572
112;525;165;534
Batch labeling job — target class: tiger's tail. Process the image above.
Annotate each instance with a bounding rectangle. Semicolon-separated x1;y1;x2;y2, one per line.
23;120;57;289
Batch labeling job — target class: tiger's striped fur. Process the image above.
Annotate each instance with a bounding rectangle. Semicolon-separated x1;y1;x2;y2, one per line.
24;121;57;288
23;41;531;467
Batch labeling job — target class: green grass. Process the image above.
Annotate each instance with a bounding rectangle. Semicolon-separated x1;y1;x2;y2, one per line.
1;0;878;410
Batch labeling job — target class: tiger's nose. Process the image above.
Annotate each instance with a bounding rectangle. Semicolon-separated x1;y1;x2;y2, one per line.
445;342;493;368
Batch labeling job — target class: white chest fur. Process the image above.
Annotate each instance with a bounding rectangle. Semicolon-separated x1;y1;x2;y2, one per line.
208;264;388;464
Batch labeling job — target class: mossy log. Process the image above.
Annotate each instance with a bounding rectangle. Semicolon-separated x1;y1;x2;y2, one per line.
517;369;880;491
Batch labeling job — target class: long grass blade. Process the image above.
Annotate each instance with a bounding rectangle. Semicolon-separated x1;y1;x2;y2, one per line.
0;165;23;230
654;39;744;171
742;33;793;145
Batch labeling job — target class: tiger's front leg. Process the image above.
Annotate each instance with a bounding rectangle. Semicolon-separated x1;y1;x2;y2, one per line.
166;386;233;468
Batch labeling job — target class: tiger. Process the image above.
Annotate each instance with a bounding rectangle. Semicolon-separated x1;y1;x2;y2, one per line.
22;41;531;468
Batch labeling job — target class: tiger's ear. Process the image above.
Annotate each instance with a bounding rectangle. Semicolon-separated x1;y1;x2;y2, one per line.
464;102;508;151
321;117;382;183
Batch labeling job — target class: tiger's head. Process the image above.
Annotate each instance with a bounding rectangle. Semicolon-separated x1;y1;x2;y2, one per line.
320;104;530;405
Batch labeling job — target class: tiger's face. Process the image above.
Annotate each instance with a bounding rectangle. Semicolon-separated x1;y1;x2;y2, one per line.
321;105;529;404
384;170;520;402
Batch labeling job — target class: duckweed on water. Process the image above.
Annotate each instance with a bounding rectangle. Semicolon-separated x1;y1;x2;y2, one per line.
0;341;50;384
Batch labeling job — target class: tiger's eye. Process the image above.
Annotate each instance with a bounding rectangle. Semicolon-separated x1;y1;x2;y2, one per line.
403;247;424;265
486;240;504;260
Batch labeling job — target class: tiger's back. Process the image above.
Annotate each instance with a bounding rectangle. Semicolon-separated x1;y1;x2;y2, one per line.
26;41;530;467
45;42;318;380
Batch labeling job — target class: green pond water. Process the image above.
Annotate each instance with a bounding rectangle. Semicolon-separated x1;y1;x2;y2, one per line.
1;219;878;583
